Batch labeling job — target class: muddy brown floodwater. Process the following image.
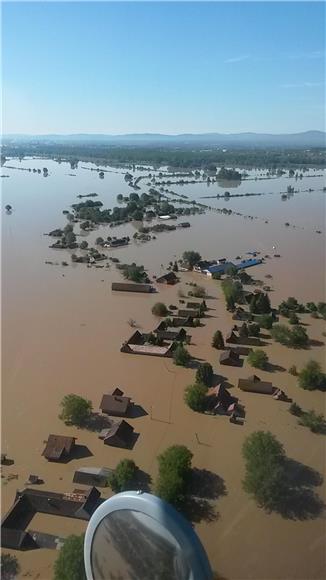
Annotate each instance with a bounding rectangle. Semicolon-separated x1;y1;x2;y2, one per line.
1;159;326;580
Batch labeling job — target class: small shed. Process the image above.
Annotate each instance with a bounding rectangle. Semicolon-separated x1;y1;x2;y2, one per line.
101;420;134;448
42;435;76;462
100;393;132;417
73;467;113;487
219;349;240;366
156;272;178;285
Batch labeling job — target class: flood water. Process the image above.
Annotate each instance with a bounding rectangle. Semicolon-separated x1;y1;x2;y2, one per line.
1;158;326;580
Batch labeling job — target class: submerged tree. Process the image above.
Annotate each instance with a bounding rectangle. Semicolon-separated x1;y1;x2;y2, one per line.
54;535;86;580
59;394;92;426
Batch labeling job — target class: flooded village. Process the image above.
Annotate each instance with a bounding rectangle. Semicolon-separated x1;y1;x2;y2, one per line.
1;157;326;580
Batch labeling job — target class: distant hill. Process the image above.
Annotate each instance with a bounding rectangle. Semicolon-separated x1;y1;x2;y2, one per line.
3;131;325;148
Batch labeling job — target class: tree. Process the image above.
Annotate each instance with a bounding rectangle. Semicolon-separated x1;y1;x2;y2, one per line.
289;326;309;347
250;293;271;314
289;402;302;416
247;349;268;369
152;302;168;317
195;362;213;387
59;394;92;426
248;322;260;337
64;231;76;245
222;278;243;305
184;383;208;412
289;365;297;376
1;554;20;580
54;535;86;580
212;330;224;349
173;344;191;367
225;264;238;277
95;236;104;245
5;204;12;212
298;360;326;391
172;261;179;272
317;302;326;319
79;240;88;250
156;445;193;505
182;251;201;270
242;431;285;510
107;459;137;492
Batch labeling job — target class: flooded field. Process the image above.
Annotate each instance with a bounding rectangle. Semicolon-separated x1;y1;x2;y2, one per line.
1;158;326;579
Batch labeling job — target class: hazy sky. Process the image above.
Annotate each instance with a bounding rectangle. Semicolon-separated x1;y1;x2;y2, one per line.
2;1;325;134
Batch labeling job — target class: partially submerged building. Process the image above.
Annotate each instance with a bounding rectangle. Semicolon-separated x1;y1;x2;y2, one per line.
99;420;134;448
219;349;240;366
155;328;189;343
156;272;178;285
1;486;101;550
238;375;273;394
42;435;76;462
178;309;200;318
111;282;154;293
225;330;238;344
100;392;132;417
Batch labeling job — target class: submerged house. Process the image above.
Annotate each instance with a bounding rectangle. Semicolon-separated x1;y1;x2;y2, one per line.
156;272;178;285
219;349;240;366
178;309;200;318
1;486;101;550
100;392;132;417
100;420;134;448
155;328;189;343
238;375;273;394
111;282;153;293
171;316;194;327
225;330;238;344
42;435;76;462
121;330;175;357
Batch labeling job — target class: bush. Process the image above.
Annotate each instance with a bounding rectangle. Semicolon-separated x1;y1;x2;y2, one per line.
212;330;224;349
191;285;206;298
257;314;273;329
317;302;326;319
107;459;137;492
247;349;268;369
299;410;326;433
271;324;309;348
195;363;213;387
79;240;88;250
222;278;243;305
298;360;326;391
248;322;260;337
54;535;86;580
212;272;221;280
306;302;317;312
173;344;191;367
184;383;208;412
152;302;168;317
289;312;299;325
59;394;92;426
288;365;297;376
1;554;20;580
242;431;285;510
156;445;193;505
289;402;302;416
